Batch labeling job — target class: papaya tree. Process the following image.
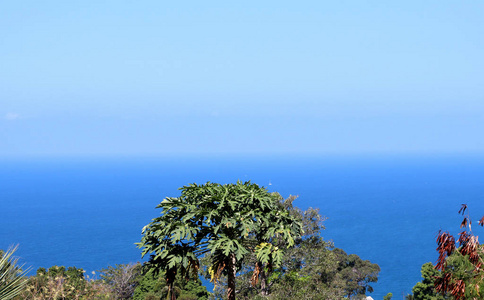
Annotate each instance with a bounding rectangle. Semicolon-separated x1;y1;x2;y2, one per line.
137;181;302;300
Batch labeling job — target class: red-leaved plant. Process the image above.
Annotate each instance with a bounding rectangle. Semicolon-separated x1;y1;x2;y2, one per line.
435;204;484;299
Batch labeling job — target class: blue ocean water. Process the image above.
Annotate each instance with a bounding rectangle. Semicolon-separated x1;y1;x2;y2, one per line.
1;155;483;299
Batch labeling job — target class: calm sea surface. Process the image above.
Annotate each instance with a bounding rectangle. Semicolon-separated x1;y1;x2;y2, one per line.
1;155;483;299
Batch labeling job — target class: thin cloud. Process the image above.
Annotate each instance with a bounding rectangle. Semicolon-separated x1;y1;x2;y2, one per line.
5;112;20;120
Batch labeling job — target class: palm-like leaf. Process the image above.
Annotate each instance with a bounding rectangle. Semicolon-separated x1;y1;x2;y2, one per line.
0;245;29;300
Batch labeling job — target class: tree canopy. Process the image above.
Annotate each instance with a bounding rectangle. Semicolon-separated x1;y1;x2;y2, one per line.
137;181;303;300
434;205;484;299
408;205;484;300
205;194;380;300
410;262;447;300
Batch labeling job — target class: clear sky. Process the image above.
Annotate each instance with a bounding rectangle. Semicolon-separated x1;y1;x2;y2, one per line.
1;1;483;157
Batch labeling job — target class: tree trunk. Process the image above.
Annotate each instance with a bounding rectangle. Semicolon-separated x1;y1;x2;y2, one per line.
227;253;237;300
260;268;268;296
165;268;177;300
165;282;176;300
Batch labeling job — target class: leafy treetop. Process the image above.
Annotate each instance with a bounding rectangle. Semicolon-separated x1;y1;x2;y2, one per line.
137;181;302;300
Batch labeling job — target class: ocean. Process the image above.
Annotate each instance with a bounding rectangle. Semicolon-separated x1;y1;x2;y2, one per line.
1;155;483;299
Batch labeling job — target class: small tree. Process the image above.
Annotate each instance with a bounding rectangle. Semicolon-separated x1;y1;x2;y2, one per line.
137;181;302;300
333;248;380;298
132;267;209;300
434;204;484;299
410;262;446;300
100;263;142;299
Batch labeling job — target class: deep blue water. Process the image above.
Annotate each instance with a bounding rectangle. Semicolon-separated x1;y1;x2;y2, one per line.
1;155;483;299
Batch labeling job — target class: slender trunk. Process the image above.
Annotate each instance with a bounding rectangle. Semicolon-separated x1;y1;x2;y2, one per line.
165;282;170;300
260;268;268;296
165;282;176;300
165;268;177;300
227;253;237;300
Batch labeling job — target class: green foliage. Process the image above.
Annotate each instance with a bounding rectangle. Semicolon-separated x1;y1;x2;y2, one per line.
132;268;165;300
138;181;302;300
268;270;333;300
332;248;380;298
409;206;484;300
0;246;29;300
439;251;484;299
46;266;86;291
133;268;209;300
17;265;112;300
99;263;142;299
267;246;379;299
432;204;484;299
383;292;393;300
206;195;380;300
411;262;447;300
270;196;379;300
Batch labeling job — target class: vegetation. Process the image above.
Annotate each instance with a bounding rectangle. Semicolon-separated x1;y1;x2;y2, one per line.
6;181;382;299
409;262;447;300
0;245;29;300
137;181;303;300
15;265;112;299
133;268;209;300
383;292;393;300
206;195;380;299
99;263;142;299
407;204;484;300
433;204;484;299
9;263;208;300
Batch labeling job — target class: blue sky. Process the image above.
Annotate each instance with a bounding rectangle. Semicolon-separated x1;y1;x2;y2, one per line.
1;1;483;157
